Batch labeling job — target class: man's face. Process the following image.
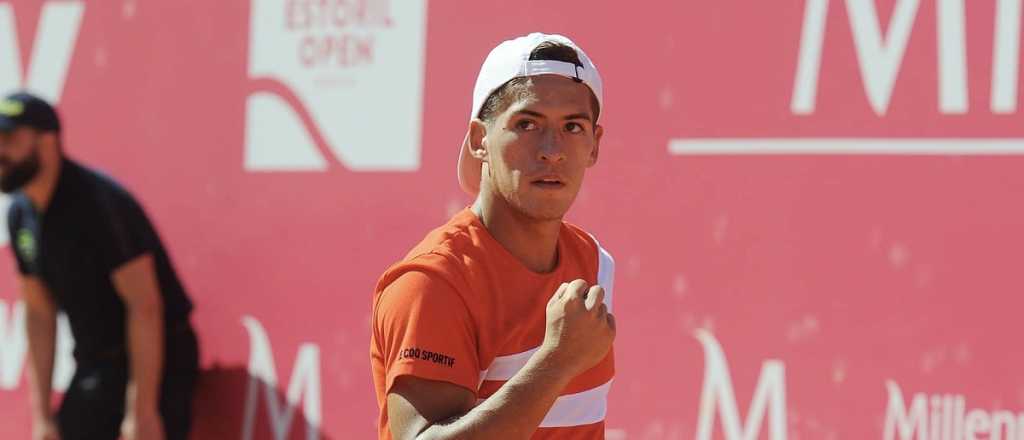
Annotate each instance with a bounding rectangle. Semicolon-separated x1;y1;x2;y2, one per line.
0;127;44;193
479;74;603;221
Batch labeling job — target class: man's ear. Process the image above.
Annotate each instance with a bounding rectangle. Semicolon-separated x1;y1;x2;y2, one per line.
39;131;62;158
587;124;603;167
468;119;489;161
40;132;59;148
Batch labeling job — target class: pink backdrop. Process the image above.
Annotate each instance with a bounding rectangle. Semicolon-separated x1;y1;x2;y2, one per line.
1;1;1022;439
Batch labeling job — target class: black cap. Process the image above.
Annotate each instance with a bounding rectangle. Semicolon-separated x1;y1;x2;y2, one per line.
0;92;61;133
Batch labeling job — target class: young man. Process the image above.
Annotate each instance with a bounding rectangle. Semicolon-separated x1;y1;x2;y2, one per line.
0;92;198;440
371;33;616;439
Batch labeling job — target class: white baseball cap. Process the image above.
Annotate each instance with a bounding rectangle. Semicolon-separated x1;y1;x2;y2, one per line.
457;32;604;195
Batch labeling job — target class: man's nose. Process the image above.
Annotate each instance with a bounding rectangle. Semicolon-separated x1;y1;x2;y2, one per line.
537;128;567;163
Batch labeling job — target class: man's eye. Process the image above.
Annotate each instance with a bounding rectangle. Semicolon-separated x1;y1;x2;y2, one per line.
566;122;584;133
516;120;537;130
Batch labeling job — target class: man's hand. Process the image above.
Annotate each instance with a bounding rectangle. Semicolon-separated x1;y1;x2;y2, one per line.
32;415;59;440
120;408;165;440
539;279;617;377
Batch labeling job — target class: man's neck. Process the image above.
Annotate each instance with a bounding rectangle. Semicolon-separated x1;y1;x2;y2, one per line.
23;157;62;212
472;189;562;273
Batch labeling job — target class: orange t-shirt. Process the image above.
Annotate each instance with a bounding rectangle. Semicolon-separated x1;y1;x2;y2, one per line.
371;208;616;439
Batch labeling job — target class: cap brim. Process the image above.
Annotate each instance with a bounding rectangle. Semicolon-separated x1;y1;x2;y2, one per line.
457;132;481;196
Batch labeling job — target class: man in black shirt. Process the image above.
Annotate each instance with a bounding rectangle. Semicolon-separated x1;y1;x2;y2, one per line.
0;92;198;440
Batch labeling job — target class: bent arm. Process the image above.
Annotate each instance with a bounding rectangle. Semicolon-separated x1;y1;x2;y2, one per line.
388;347;572;440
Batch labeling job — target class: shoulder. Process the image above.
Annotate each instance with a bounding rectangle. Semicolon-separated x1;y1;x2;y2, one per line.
74;162;138;206
376;211;484;293
373;253;476;335
374;212;498;316
6;193;31;225
402;211;484;262
561;221;616;265
562;221;598;251
66;161;148;227
375;251;469;310
561;221;616;299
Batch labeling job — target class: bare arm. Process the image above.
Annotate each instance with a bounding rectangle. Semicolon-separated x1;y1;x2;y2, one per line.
111;253;164;419
387;280;616;440
21;276;57;422
389;348;575;440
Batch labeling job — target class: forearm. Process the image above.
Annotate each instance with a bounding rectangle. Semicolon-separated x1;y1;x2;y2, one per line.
125;302;163;413
25;311;56;418
418;350;573;440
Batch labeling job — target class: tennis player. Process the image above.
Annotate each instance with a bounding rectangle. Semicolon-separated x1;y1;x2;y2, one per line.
372;33;616;439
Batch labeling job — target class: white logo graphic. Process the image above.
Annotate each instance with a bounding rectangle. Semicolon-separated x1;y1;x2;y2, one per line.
0;1;84;246
245;0;427;172
884;380;1024;440
0;299;76;392
792;0;1020;116
669;0;1024;155
695;329;788;440
242;315;322;440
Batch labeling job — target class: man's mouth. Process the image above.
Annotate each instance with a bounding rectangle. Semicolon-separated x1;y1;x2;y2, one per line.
530;176;566;189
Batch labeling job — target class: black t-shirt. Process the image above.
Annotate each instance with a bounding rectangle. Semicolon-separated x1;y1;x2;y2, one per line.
7;158;193;362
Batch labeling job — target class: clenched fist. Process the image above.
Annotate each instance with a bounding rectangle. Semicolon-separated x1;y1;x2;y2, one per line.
539;279;616;377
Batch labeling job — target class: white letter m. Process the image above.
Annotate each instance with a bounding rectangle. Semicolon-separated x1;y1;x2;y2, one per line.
241;316;322;440
695;330;788;440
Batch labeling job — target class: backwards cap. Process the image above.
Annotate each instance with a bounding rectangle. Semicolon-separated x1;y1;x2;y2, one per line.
457;33;603;195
